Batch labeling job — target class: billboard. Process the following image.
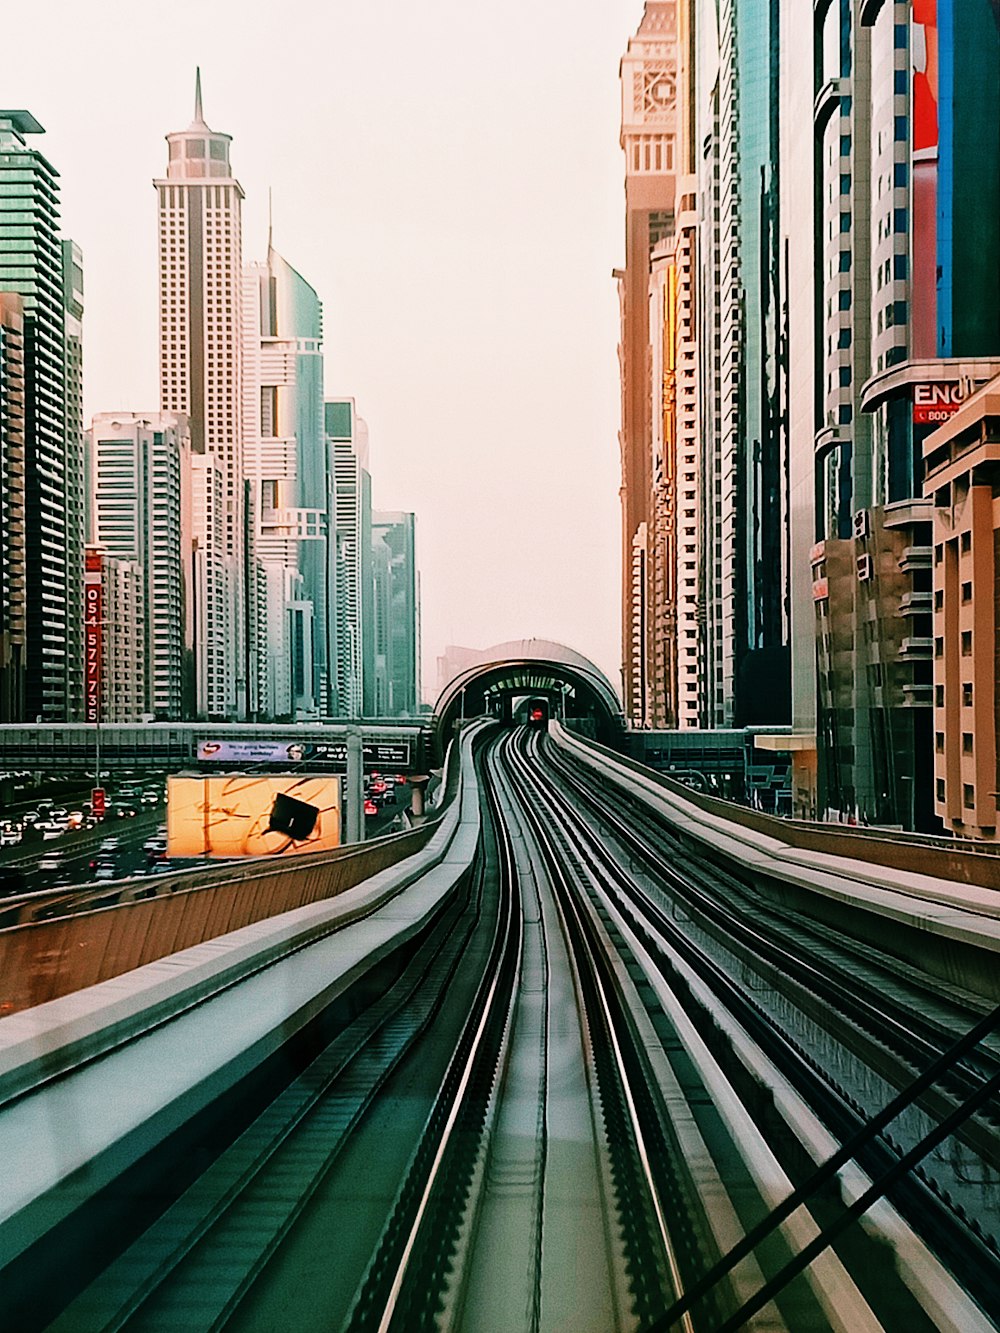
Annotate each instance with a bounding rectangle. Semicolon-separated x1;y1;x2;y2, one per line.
196;739;411;768
84;548;103;724
167;775;341;858
913;382;970;424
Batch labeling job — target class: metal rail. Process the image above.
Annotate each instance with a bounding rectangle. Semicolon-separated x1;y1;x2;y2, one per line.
538;732;1000;1326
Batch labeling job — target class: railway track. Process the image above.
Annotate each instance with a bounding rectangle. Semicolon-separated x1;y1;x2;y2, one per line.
15;724;1000;1330
542;734;1000;1223
523;728;1000;1329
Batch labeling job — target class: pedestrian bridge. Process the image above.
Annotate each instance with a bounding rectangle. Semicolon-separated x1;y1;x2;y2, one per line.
0;721;430;775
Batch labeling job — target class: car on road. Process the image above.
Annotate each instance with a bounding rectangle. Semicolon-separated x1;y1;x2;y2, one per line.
363;798;379;818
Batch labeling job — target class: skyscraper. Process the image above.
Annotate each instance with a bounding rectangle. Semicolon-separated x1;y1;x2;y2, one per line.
326;398;373;717
190;452;229;719
62;240;85;721
0;293;26;721
0;111;72;720
88;413;192;719
371;511;420;717
793;1;1000;828
84;543;145;723
617;3;678;725
696;0;789;729
243;237;330;719
155;73;246;718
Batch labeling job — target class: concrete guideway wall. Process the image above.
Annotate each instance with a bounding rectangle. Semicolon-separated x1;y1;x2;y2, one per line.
550;724;1000;1002
0;722;488;1277
0;829;431;1015
0;734;469;1017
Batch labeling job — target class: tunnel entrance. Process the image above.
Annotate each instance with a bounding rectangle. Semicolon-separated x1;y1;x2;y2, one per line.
432;639;624;760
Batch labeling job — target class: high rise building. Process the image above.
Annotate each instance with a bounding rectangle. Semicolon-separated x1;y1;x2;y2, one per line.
62;240;85;721
88;413;192;719
190;451;230;719
644;0;701;730
82;544;145;724
923;374;1000;838
0;293;26;721
792;2;1000;828
156;73;246;718
617;3;678;725
695;0;789;729
243;238;330;719
326;398;373;716
0;111;71;720
371;511;420;716
628;1;792;736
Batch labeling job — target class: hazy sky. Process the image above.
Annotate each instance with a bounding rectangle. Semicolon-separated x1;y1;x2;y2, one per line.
5;0;636;699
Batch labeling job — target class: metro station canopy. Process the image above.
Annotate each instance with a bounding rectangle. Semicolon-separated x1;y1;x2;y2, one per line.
432;639;624;749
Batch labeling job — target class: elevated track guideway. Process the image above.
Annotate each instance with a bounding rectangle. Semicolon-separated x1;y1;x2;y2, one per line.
1;725;999;1329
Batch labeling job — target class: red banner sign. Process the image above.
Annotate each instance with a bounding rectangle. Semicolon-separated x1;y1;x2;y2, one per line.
913;382;967;424
91;787;106;818
84;551;103;724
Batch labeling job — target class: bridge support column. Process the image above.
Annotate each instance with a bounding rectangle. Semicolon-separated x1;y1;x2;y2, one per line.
346;727;364;843
409;775;429;823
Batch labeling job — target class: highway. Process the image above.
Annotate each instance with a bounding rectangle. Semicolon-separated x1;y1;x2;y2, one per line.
2;724;999;1330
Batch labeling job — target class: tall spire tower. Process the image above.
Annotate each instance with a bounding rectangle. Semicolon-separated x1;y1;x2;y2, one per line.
155;72;247;718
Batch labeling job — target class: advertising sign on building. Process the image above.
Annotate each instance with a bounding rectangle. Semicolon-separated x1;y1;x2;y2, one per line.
195;739;412;768
84;548;103;724
913;383;969;424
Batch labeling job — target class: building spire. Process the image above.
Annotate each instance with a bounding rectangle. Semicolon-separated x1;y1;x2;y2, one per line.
194;66;204;123
267;186;274;254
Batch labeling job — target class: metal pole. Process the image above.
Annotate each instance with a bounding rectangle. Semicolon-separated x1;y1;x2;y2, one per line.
346;725;363;843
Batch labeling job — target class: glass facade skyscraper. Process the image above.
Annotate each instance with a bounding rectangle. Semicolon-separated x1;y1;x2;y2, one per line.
0;111;76;720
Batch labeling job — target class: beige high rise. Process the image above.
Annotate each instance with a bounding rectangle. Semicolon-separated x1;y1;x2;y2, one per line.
617;3;678;725
155;71;246;718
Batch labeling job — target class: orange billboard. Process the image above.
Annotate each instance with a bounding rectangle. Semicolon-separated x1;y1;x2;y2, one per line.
167;775;341;858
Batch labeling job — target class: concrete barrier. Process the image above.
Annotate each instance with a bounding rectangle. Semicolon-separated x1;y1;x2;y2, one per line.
0;730;472;1018
550;723;1000;1001
0;723;489;1285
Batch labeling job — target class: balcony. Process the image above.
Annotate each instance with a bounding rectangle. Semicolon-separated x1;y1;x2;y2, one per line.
898;546;932;572
898;637;933;659
883;498;933;530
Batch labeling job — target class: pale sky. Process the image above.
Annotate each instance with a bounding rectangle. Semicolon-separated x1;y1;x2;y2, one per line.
5;0;636;701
